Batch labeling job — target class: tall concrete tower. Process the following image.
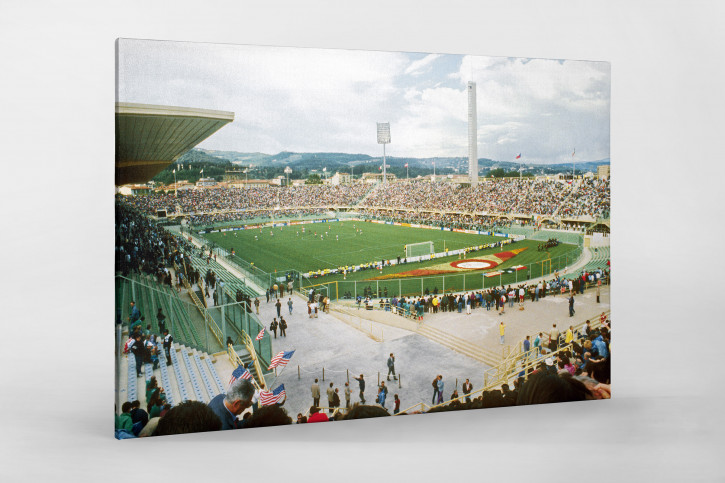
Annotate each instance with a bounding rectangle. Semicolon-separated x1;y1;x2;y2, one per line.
467;81;478;187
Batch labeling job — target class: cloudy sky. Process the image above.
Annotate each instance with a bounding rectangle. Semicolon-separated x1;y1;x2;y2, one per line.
118;39;609;164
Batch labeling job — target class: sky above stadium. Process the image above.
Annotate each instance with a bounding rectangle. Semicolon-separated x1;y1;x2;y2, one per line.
118;39;610;164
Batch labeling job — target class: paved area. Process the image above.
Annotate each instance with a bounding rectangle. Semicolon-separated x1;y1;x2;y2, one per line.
254;282;610;417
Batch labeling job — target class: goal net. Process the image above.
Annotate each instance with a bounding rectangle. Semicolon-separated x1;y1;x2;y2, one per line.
405;241;434;258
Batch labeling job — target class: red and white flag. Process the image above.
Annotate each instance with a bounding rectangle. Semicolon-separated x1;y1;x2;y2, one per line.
255;327;265;341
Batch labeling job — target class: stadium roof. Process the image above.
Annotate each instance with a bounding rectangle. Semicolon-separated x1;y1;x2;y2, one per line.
115;102;234;185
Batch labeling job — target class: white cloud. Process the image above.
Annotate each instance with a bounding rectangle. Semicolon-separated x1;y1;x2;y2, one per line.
404;54;442;76
117;41;609;163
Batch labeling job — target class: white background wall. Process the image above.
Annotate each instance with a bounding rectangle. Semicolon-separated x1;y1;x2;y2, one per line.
0;1;723;481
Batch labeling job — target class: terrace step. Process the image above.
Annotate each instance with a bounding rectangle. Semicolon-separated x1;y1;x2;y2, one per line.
416;325;500;367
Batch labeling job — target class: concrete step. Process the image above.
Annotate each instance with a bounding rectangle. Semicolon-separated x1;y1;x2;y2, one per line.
416;326;500;366
419;325;500;359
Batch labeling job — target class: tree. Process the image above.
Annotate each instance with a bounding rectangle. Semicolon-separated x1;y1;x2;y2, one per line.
305;174;322;185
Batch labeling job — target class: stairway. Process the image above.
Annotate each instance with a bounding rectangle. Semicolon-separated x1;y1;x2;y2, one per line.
416;325;500;367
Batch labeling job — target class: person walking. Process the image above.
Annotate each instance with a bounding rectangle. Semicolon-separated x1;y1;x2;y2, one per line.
386;353;397;381
393;394;401;414
499;321;506;345
162;329;173;366
311;379;320;407
270;318;278;339
254;298;260;315
275;299;282;318
353;374;366;404
569;294;575;317
287;298;293;315
266;289;270;303
279;317;287;337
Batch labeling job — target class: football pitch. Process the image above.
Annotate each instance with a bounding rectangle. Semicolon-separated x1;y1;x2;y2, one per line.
200;220;580;289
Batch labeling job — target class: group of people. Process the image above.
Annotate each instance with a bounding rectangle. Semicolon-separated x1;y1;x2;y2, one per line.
119;177;610;225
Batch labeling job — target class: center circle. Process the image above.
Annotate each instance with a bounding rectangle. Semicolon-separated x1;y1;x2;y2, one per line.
450;260;496;270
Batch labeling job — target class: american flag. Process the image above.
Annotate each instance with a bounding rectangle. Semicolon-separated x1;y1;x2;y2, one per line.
259;384;286;406
228;364;252;387
268;350;295;370
255;327;266;341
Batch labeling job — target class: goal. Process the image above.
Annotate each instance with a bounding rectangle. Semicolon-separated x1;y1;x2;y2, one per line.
405;241;434;258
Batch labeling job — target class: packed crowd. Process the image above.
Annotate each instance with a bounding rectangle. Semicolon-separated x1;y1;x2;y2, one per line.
118;177;610;221
189;208;330;226
558;178;610;218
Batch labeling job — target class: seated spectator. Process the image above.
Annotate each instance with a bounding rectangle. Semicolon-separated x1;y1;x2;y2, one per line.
207;378;255;430
242;405;293;429
307;406;329;423
154;401;223;436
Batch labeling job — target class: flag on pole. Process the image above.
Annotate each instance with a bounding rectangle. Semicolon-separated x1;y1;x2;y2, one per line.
404;163;408;168
516;153;521;159
572;149;575;157
173;169;176;173
259;384;286;406
228;364;252;387
255;327;266;341
268;350;295;370
200;169;204;174
379;165;382;171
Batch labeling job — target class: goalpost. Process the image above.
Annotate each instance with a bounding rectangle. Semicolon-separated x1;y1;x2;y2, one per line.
405;241;434;258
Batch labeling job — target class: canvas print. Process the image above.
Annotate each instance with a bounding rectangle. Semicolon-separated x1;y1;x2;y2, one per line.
115;39;610;438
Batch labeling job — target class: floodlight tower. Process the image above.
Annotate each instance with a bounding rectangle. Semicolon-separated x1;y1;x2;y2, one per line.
377;122;391;184
467;82;478;187
284;166;292;187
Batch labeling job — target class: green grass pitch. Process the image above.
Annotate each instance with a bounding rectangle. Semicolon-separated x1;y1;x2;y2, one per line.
200;220;579;292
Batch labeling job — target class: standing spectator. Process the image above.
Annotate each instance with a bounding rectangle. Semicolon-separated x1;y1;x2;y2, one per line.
436;375;444;404
129;334;144;378
377;381;388;408
254;298;260;315
569;294;576;317
287;298;294;314
332;388;341;413
311;379;320;407
270;318;278;339
265;289;270;303
499;322;506;345
156;308;166;333
279;317;287;337
344;382;351;409
128;301;141;325
275;299;282;318
353;374;366;404
534;333;542;357
462;379;473;403
523;335;531;358
162;329;173;365
326;383;335;414
393;394;401;414
596;284;601;303
387;353;397;381
550;324;560;351
432;375;440;404
565;325;574;344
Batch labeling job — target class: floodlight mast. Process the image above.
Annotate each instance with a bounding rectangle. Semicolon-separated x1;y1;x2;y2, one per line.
377;122;391;184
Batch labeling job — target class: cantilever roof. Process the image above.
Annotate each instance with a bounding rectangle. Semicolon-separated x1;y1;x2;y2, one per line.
115;102;234;185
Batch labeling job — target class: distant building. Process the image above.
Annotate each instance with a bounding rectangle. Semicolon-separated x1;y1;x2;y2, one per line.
362;172;397;184
223;169;247;182
196;177;217;187
227;179;277;189
597;165;610;180
327;172;352;185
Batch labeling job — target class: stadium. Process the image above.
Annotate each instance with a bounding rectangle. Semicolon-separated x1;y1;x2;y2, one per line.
115;48;611;437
